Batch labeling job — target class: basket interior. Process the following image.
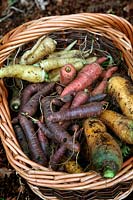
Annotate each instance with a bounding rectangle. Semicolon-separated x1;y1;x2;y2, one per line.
1;28;133;200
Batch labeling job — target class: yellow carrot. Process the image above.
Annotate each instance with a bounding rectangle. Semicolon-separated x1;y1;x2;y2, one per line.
83;118;123;178
0;64;48;83
20;36;57;65
100;110;133;144
107;76;133;120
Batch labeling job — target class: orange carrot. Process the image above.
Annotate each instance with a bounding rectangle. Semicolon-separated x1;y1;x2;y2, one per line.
61;62;102;97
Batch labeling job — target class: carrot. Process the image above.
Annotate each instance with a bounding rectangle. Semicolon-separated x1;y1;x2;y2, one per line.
107;76;133;120
91;79;107;96
83;118;123;178
40;57;86;72
37;128;50;159
48;40;77;58
48;56;98;82
49;49;89;59
55;84;64;95
59;101;71;112
13;124;30;157
41;97;80;152
100;110;133;144
49;144;67;170
19;115;48;166
20;82;47;106
21;82;55;117
96;56;108;64
61;62;102;97
58;101;73;129
101;66;118;79
88;93;107;102
60;64;77;85
47;101;106;122
64;160;84;173
20;36;57;65
70;89;89;108
0;64;49;83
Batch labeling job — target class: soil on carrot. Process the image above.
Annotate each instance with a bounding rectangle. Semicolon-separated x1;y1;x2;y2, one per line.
0;0;133;200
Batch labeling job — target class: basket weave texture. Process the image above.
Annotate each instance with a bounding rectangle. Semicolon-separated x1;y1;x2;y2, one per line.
0;13;133;200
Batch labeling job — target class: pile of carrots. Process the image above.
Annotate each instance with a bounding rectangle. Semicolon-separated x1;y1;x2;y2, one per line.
4;36;133;179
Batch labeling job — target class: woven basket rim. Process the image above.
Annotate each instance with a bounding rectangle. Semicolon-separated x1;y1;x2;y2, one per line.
0;13;133;199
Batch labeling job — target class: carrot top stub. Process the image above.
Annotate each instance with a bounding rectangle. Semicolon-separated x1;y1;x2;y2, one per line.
61;62;102;97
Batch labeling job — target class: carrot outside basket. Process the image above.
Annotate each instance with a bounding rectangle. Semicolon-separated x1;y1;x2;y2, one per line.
0;13;133;200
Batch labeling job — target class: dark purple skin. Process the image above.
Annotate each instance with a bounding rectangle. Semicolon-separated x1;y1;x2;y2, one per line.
88;93;107;103
49;144;67;170
20;82;48;107
13;124;30;157
37;128;50;159
12;82;55;124
51;97;64;107
19;115;48;166
47;101;105;122
41;97;80;152
20;82;55;116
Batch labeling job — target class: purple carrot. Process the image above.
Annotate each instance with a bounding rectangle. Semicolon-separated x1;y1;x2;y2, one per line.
21;82;55;116
37;128;50;159
19;115;48;166
41;97;80;152
20;82;48;106
88;93;107;102
47;101;106;122
49;144;67;170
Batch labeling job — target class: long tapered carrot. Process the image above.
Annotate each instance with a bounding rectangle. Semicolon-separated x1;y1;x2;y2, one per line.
61;62;102;97
47;101;106;122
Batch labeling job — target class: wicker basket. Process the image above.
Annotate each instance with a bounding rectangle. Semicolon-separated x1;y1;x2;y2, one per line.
0;13;133;200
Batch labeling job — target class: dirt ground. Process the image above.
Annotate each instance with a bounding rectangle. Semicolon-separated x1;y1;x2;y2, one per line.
0;0;133;200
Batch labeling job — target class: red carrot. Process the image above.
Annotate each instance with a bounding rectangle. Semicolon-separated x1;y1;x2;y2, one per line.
47;101;106;122
101;66;118;79
70;89;90;108
96;57;108;64
61;63;102;97
91;79;107;96
41;97;80;152
60;64;76;85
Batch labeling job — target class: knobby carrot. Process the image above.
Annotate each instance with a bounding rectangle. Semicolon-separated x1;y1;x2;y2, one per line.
41;97;80;152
